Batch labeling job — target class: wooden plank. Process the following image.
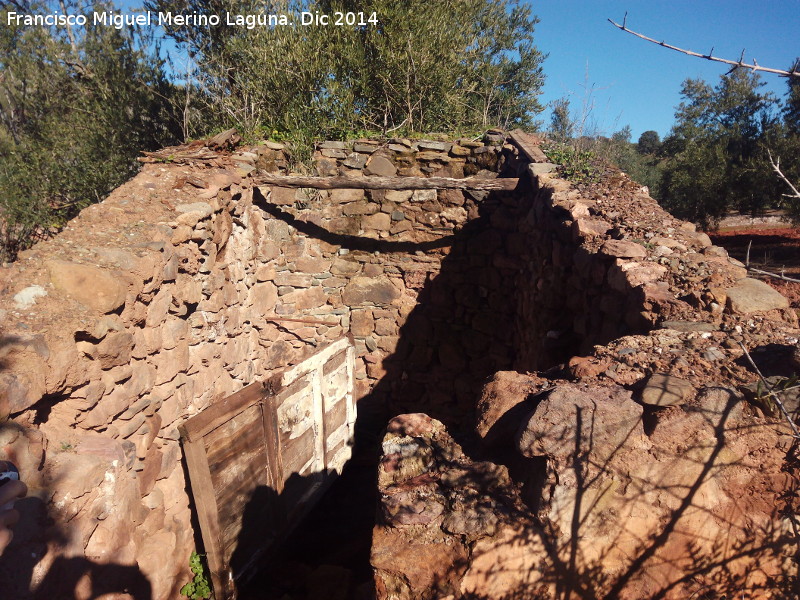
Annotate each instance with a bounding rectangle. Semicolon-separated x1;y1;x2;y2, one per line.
345;344;356;446
508;129;549;163
180;382;267;442
262;391;283;495
254;174;519;191
325;397;348;433
322;349;347;376
311;368;326;473
180;337;358;600
281;338;352;384
325;438;345;467
206;408;268;511
281;427;316;477
181;437;230;600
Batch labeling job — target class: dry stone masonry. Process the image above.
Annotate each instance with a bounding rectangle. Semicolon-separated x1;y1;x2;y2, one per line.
0;130;798;599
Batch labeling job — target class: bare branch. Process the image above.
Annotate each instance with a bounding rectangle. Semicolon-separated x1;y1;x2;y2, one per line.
768;150;800;200
608;17;800;78
747;267;800;283
738;342;800;438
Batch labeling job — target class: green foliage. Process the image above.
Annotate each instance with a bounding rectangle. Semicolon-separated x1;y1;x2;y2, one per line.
778;64;800;222
785;63;800;135
542;141;598;184
593;127;663;195
147;0;546;137
636;130;661;155
0;0;181;261
548;97;573;143
657;70;781;228
180;551;212;600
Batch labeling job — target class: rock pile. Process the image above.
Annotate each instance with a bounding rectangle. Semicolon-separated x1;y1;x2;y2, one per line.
372;413;551;600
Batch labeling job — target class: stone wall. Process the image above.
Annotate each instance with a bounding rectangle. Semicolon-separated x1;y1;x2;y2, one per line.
0;131;797;599
0;132;532;598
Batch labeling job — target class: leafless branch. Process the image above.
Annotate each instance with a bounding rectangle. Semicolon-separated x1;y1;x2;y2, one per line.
767;150;800;200
747;267;800;283
608;14;800;78
738;342;800;438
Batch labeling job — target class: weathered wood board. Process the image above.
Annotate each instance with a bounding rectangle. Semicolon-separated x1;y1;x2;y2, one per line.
180;337;356;600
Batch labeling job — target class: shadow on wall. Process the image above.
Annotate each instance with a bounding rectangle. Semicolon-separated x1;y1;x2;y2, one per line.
387;384;800;599
254;176;590;453
0;419;153;599
235;172;618;597
0;339;152;600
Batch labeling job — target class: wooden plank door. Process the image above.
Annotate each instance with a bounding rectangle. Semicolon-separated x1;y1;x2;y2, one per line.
180;337;356;600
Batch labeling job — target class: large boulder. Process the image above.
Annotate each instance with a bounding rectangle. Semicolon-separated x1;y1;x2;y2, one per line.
47;260;127;314
511;379;792;599
724;278;790;314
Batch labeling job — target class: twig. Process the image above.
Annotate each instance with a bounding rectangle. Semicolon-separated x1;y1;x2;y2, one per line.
747;266;800;283
608;16;800;78
767;150;800;200
745;240;751;268
737;342;800;438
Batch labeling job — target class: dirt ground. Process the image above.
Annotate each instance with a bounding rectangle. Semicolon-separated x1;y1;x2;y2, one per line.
710;221;800;311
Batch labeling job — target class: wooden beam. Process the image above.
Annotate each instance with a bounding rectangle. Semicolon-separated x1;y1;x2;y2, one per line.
508;129;549;163
252;174;519;191
180;381;267;442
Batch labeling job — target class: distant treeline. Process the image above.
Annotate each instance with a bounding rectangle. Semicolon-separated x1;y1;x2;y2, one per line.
548;68;800;228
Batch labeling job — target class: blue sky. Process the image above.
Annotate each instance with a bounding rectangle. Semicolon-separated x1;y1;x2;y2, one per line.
530;0;800;141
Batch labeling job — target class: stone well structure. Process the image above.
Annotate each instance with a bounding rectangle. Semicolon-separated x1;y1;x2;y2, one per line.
0;132;798;599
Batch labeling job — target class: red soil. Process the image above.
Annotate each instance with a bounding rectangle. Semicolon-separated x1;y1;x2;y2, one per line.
710;226;800;310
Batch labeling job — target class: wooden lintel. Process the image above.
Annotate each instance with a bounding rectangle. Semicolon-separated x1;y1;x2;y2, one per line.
508;129;549;163
253;174;519;191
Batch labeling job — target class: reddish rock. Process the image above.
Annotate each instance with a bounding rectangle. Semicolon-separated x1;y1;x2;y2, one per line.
518;383;647;463
475;371;544;447
386;413;435;437
572;217;612;239
47;260;127;313
372;528;467;598
639;373;695;407
342;276;401;306
280;286;327;310
568;355;612;378
724;277;790;314
248;281;278;310
95;332;134;369
365;155;397;177
350;309;374;336
600;239;648;258
0;360;47;417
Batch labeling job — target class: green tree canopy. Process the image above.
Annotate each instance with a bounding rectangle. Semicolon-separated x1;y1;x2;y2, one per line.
548;97;573;142
146;0;546;137
0;0;181;261
658;70;780;227
636;130;660;155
